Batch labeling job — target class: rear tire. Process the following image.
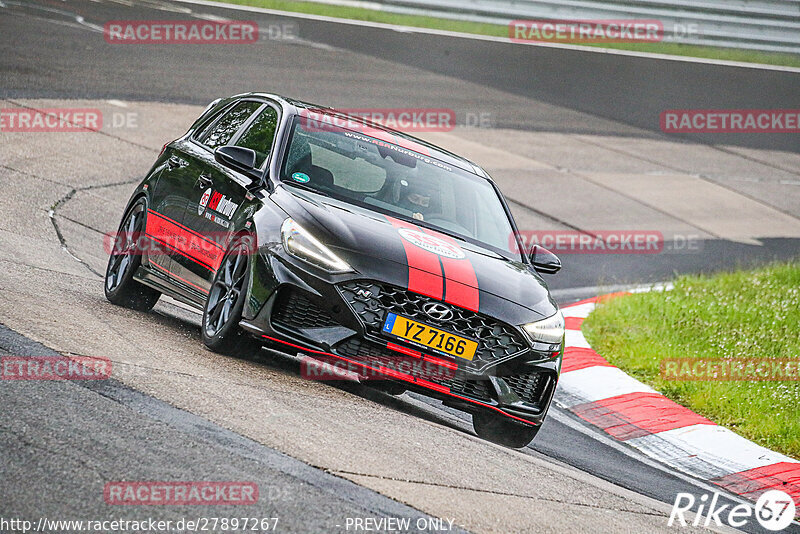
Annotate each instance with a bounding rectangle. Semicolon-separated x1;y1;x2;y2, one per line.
201;235;261;357
472;411;540;448
104;198;161;311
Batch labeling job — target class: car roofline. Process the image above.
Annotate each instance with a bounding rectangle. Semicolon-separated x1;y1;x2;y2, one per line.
232;92;490;178
223;93;521;261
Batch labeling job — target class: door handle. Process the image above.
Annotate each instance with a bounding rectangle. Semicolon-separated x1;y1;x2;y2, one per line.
168;155;187;169
196;173;213;188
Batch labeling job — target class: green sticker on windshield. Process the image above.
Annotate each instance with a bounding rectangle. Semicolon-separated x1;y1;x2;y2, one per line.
291;172;310;183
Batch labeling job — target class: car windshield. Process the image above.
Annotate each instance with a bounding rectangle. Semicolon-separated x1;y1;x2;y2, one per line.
280;115;520;260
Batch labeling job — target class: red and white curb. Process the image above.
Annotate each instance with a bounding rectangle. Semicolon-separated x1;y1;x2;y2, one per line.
555;292;800;506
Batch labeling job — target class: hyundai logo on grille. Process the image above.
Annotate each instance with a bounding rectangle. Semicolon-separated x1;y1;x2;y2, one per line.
423;302;453;321
356;289;372;299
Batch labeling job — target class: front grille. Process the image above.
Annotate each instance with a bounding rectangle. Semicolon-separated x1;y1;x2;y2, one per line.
338;280;528;371
335;337;401;368
334;337;493;402
272;289;339;330
334;337;456;385
502;372;550;406
450;376;492;402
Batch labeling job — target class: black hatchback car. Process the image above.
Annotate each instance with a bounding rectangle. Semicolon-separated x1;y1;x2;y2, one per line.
105;93;564;448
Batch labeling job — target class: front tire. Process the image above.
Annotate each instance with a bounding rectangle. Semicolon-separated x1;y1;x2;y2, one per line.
201;235;261;357
104;198;161;311
472;411;540;448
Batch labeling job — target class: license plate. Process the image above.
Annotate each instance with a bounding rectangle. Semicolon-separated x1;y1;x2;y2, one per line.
382;313;478;360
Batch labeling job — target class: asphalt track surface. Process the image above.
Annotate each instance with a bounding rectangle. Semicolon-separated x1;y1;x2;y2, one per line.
1;1;800;533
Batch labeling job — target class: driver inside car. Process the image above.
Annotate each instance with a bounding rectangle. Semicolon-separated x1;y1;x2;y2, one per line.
398;180;438;221
406;191;430;221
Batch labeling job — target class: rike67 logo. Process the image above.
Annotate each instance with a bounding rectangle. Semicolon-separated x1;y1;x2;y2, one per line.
669;490;796;531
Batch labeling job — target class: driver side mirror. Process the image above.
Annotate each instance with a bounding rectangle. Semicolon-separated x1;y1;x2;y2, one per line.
215;146;258;173
529;245;561;274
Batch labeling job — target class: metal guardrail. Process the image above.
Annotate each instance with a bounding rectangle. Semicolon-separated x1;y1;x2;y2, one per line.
365;0;800;53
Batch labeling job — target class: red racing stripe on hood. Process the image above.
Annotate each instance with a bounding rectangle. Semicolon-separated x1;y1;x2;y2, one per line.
441;258;479;312
386;216;480;311
421;228;479;312
386;216;443;300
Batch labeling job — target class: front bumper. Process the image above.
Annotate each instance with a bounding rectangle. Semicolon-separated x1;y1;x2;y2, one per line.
240;252;562;426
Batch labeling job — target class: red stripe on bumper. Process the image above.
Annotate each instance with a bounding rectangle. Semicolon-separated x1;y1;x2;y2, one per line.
386;342;421;358
386;342;458;371
261;334;537;426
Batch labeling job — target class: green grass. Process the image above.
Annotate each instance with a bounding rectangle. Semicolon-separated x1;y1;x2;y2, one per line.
582;262;800;459
215;0;800;68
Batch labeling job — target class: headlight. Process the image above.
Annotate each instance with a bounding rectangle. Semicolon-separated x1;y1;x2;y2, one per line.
281;218;351;273
522;311;565;345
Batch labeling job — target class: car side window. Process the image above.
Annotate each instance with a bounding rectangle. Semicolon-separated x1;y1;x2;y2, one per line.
234;106;279;167
199;101;261;149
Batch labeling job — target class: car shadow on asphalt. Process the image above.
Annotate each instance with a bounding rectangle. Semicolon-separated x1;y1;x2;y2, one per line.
120;297;474;438
254;345;473;435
